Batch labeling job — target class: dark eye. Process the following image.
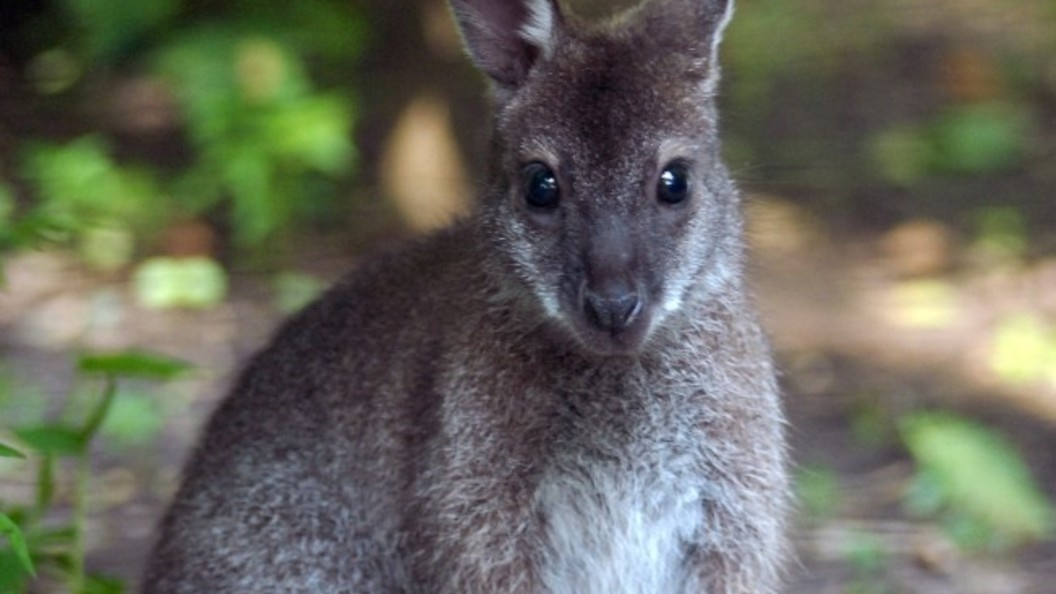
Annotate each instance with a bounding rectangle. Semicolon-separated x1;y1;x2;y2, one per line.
657;162;691;205
523;162;560;209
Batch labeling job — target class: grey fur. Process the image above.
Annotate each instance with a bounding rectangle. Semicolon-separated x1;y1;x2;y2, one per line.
140;0;790;592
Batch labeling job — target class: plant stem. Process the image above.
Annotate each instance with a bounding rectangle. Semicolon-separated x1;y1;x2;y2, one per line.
80;375;117;443
33;454;54;521
70;374;117;593
70;453;89;594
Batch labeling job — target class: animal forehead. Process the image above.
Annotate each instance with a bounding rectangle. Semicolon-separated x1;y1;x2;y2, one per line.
562;35;697;122
510;36;707;162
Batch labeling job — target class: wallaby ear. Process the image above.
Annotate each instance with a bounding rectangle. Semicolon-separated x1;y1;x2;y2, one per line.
704;0;734;65
449;0;562;89
642;0;734;90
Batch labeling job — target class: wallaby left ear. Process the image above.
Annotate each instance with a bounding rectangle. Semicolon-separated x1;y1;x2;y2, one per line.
448;0;563;90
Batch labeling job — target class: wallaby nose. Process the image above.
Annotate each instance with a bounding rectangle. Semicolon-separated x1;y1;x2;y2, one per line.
583;289;641;334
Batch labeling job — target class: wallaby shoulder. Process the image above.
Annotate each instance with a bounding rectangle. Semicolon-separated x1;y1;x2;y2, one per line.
143;222;490;593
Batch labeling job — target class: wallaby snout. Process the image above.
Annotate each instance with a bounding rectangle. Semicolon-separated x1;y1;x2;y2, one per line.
576;218;650;351
582;286;641;334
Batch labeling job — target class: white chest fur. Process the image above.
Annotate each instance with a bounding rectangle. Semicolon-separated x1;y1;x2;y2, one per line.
535;461;705;594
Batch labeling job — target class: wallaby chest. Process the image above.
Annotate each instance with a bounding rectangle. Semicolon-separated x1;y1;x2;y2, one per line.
529;364;710;594
535;444;705;594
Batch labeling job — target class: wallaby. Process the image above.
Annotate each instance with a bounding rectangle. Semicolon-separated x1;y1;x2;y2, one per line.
141;0;790;592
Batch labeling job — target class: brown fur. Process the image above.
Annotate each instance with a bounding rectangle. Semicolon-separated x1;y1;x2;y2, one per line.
141;1;790;592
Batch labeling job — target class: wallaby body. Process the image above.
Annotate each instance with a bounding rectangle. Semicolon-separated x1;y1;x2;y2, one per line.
142;1;790;593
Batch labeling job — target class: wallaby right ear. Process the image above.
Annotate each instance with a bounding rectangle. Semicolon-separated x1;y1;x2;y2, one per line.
449;0;562;89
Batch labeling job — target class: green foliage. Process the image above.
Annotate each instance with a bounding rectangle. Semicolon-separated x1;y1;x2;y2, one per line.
61;0;179;62
82;573;125;594
901;412;1055;550
0;182;13;285
8;0;364;293
78;351;191;380
0;350;189;593
224;0;370;61
870;102;1031;185
0;183;13;226
20;136;160;271
0;513;35;578
795;465;841;520
0;178;78;285
13;425;86;457
0;441;27;459
23;137;158;230
930;103;1030;175
99;392;165;447
133;256;228;309
156;30;354;247
725;1;824;108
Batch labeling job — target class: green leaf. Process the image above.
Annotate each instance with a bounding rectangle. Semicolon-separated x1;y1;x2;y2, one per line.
0;550;32;592
14;424;85;456
32;525;77;547
901;413;1055;548
24;136;157;224
133;257;184;309
0;513;35;577
64;0;179;62
78;350;191;380
83;573;125;594
0;441;26;459
133;257;228;310
0;182;13;224
37;454;55;510
224;150;279;245
929;102;1029;175
178;258;229;309
267;95;353;173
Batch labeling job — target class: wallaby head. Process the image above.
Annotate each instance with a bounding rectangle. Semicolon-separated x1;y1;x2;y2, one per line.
451;0;743;357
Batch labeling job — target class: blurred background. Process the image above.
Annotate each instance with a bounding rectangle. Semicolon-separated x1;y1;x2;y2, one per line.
0;0;1054;592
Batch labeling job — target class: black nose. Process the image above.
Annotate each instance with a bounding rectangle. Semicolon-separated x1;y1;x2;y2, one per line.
583;289;641;333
